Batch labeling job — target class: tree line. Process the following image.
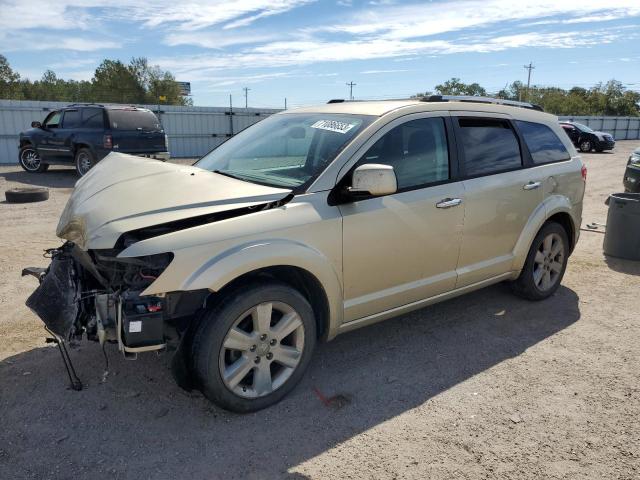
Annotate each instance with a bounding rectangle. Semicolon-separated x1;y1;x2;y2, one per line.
415;77;640;116
0;55;191;106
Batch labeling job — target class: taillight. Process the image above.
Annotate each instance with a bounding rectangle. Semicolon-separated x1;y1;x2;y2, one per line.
103;134;113;149
164;134;169;149
581;164;587;182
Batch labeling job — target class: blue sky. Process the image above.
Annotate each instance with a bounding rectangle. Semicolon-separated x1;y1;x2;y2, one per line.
1;0;639;108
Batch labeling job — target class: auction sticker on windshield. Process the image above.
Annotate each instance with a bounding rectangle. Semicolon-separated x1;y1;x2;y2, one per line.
310;120;356;134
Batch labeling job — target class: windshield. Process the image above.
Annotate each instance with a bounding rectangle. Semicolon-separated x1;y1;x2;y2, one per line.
195;113;374;190
573;122;594;133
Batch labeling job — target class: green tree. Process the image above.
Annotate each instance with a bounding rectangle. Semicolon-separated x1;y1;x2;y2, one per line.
434;77;487;96
0;54;22;99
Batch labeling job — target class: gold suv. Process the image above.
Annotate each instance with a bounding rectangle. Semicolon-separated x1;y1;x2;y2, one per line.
25;96;585;412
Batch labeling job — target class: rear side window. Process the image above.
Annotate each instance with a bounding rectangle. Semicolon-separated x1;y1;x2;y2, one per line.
359;117;449;190
458;118;522;177
82;108;104;128
517;121;571;164
108;109;162;131
62;110;80;128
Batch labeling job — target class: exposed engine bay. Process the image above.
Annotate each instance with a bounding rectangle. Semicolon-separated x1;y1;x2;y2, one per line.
24;242;208;362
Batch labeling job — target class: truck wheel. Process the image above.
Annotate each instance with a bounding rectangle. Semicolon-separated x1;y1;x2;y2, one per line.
511;222;569;301
19;146;49;173
191;282;316;412
75;148;96;176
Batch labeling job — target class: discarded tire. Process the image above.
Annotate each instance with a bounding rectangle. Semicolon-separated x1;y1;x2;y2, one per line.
5;187;49;203
603;192;640;261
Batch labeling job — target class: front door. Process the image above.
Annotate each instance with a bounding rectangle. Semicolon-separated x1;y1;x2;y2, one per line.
36;110;71;162
452;114;543;287
339;114;465;322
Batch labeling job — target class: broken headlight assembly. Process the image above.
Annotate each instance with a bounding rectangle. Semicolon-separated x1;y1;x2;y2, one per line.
24;243;174;357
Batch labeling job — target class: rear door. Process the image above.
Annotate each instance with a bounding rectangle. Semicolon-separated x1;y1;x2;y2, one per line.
107;108;166;154
339;113;465;322
453;113;543;288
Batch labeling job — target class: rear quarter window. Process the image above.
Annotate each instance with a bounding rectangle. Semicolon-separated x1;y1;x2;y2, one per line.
108;109;162;131
82;108;105;129
516;121;571;164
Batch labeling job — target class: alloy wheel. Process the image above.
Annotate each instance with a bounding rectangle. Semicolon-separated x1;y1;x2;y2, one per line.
20;148;41;171
77;152;93;175
218;301;305;399
580;141;591;152
533;233;564;291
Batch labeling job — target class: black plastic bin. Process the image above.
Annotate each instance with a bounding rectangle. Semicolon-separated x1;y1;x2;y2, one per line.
603;192;640;261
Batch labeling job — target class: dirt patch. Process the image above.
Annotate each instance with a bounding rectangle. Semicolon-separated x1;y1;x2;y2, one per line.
1;147;639;479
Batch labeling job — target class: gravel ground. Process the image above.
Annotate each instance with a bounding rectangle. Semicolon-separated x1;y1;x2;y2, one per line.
0;144;639;480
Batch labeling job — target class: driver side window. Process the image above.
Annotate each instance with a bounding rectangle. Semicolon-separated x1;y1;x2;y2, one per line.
44;111;62;129
358;117;449;190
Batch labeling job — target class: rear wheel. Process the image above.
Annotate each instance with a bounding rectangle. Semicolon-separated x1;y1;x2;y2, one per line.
579;140;592;153
512;222;569;301
75;148;96;176
19;146;48;173
191;282;316;412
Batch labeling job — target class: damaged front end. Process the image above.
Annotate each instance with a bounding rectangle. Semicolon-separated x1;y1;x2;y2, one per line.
24;242;207;366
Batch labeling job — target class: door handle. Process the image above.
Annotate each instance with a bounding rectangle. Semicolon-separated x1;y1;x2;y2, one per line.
436;198;462;208
523;181;541;190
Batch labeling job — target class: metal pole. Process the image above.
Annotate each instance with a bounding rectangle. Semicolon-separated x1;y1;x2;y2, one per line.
284;97;287;110
242;87;250;108
346;81;356;100
229;94;234;136
523;62;535;102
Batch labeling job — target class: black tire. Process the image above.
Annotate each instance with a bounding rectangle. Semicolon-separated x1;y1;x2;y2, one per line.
191;282;316;412
18;146;49;173
75;148;96;176
579;140;592;153
511;222;569;301
5;187;49;203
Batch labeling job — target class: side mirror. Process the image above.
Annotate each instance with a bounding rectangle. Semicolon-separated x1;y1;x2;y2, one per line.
31;121;42;129
348;164;397;197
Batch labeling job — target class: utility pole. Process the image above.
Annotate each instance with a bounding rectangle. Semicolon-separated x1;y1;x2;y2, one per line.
284;97;287;110
346;81;356;100
523;62;535;102
242;87;251;108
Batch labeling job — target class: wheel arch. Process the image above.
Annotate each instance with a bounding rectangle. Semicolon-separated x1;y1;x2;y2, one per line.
210;265;331;341
511;197;578;273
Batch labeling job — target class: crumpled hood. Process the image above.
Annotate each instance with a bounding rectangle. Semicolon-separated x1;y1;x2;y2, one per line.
57;153;291;249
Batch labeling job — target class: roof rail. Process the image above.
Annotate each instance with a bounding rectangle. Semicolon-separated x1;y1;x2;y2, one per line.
421;95;544;112
66;103;104;108
327;99;345;103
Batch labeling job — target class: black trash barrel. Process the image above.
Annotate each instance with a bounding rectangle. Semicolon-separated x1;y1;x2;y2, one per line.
603;192;640;260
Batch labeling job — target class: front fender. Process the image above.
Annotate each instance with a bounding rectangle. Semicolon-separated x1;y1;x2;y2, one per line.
511;194;576;273
144;239;344;339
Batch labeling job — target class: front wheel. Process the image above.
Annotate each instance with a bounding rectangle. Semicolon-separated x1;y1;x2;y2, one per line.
511;222;569;301
579;140;592;153
19;146;49;173
191;282;316;412
75;148;96;176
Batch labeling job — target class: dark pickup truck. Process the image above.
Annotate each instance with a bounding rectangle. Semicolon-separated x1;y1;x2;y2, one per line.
18;104;170;176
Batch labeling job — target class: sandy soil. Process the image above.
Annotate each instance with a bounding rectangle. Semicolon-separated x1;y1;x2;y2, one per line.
0;144;639;479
